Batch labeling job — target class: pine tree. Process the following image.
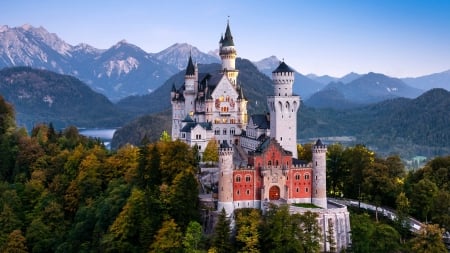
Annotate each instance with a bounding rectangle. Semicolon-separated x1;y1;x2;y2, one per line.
212;208;232;253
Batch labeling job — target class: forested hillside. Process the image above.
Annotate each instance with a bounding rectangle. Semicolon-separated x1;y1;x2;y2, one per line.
0;67;130;129
1;95;449;252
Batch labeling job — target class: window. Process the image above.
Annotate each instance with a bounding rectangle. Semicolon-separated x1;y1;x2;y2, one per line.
246;189;250;195
236;176;241;182
223;129;227;135
236;190;240;195
296;188;299;192
305;174;310;180
295;174;300;180
306;187;309;193
245;175;251;182
196;134;201;140
215;128;220;135
230;128;235;135
268;161;272;166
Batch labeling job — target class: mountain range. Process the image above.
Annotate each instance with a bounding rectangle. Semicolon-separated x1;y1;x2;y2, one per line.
2;24;449;105
0;67;130;129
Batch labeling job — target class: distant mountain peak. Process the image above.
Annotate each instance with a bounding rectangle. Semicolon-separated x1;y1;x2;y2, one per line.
154;42;220;70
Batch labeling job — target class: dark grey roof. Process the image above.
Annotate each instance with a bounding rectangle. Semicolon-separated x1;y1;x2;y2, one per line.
186;55;195;75
220;141;231;149
237;85;246;100
272;61;295;73
182;114;194;122
222;22;234;47
315;139;324;147
180;122;212;133
250;114;270;129
292;158;308;166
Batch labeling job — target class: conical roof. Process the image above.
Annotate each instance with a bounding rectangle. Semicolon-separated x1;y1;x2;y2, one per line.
222;22;234;47
272;61;295;73
185;55;195;76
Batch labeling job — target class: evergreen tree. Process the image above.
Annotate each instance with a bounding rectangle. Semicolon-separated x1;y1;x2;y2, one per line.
183;221;204;253
203;139;219;164
149;219;183;253
235;208;261;253
212;209;232;253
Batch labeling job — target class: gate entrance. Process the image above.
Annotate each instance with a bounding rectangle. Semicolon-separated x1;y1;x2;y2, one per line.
269;186;280;200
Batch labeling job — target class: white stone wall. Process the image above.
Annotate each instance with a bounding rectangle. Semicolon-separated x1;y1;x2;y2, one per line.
312;145;327;209
267;96;300;158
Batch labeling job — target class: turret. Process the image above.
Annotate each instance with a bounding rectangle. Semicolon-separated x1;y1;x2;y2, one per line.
312;139;327;209
267;61;300;158
272;61;295;97
185;54;196;91
217;143;234;215
219;21;238;86
184;54;196;116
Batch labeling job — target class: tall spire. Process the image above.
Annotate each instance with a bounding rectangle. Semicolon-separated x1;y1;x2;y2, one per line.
185;53;195;76
222;19;234;47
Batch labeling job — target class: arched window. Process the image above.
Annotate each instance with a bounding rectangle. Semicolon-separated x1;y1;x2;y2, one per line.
235;176;241;182
305;174;310;180
245;175;251;182
295;173;300;180
246;189;250;195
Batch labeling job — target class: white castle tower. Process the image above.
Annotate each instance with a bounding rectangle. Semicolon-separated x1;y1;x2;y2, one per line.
267;61;300;158
312;139;327;208
219;21;239;86
184;54;197;116
217;145;234;215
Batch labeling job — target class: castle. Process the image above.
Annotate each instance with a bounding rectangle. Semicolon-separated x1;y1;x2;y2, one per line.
171;21;350;251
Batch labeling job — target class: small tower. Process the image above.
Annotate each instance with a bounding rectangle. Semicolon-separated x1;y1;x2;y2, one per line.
267;61;300;158
171;86;185;140
312;139;327;209
219;21;239;86
184;54;196;116
217;143;234;215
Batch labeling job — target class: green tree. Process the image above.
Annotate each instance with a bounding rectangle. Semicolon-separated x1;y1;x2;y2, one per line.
409;224;447;253
261;204;303;253
342;145;374;200
183;221;204;253
149;219;183;253
370;223;401;253
211;209;232;253
298;211;321;253
235;208;261;253
394;192;411;242
297;143;313;162
160;130;171;142
350;213;375;253
203;139;219;164
168;169;200;230
410;178;438;222
326;143;345;197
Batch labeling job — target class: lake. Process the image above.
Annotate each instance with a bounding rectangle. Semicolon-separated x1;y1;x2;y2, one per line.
79;128;116;149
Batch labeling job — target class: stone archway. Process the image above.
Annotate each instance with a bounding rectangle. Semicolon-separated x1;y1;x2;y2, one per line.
269;185;280;200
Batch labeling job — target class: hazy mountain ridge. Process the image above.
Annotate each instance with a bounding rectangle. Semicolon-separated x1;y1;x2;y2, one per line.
0;67;130;129
304;72;423;109
252;56;325;99
402;69;450;91
153;43;220;70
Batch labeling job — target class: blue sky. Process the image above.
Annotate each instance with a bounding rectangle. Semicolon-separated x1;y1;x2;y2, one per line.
2;0;449;77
